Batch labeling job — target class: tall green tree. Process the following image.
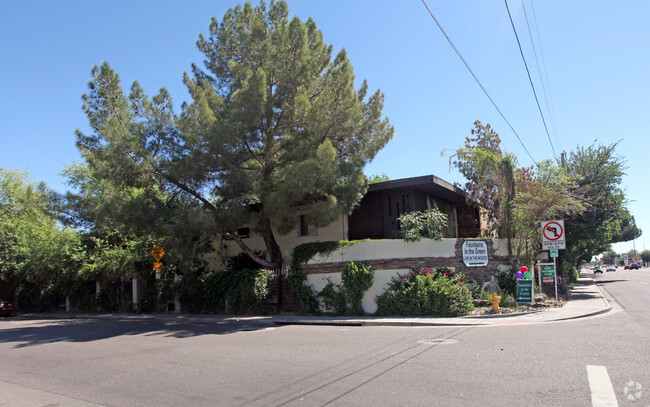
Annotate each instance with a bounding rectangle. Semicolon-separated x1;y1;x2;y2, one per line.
561;142;641;267
0;168;81;309
75;1;393;269
511;160;584;266
451;121;517;256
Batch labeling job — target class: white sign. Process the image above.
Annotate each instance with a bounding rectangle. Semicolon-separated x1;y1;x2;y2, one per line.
541;220;566;250
462;240;489;267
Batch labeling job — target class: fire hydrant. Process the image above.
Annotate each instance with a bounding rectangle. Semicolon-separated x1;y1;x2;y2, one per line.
489;292;502;313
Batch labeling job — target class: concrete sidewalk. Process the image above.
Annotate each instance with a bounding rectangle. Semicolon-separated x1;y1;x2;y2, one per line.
268;273;612;327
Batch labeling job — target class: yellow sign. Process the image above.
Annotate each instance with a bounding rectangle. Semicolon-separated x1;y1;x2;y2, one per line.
150;245;165;262
153;262;163;271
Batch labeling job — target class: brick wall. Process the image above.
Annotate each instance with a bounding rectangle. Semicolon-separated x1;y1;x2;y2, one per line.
301;238;510;283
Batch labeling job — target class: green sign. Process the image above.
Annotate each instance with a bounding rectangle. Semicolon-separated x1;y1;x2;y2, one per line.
541;265;555;277
550;250;558;258
516;280;533;303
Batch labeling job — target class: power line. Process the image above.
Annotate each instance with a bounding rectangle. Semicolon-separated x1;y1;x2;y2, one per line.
521;0;557;141
504;0;557;159
528;0;562;150
420;0;538;165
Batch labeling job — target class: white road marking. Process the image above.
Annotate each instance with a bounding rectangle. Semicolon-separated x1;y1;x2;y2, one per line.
639;282;649;285
587;365;618;407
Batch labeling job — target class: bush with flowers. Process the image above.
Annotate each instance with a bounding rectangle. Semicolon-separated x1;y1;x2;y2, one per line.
375;266;474;317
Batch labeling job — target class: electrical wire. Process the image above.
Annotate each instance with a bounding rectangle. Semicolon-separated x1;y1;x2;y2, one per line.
420;0;538;165
521;0;556;141
528;0;562;150
504;0;557;160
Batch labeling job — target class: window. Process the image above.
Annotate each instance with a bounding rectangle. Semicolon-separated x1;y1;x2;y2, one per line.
299;215;317;236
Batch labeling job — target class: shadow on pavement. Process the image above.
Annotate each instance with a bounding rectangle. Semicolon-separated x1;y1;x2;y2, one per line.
0;316;273;348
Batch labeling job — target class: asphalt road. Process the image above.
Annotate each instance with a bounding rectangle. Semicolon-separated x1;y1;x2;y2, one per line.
591;266;650;326
0;272;649;407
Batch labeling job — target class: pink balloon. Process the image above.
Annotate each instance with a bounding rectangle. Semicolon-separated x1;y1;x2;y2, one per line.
520;266;528;273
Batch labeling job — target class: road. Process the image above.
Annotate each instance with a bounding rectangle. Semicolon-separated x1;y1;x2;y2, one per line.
0;270;648;407
592;265;650;326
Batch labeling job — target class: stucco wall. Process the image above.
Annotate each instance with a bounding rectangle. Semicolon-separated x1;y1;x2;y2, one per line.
208;213;348;270
304;238;510;314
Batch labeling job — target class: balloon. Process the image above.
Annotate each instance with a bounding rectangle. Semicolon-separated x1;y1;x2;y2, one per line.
523;271;532;279
516;271;523;279
520;266;528;273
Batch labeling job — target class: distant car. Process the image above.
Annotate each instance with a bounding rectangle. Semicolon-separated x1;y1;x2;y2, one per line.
629;263;640;270
624;264;630;270
606;265;616;272
594;265;603;273
0;299;14;317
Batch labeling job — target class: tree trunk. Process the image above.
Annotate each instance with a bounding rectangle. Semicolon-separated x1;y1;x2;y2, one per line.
260;217;283;269
225;215;283;269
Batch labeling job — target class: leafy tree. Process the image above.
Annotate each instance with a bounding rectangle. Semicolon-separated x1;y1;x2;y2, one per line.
366;173;390;184
561;142;641;267
64;162;216;276
450;121;517;255
75;0;393;269
0;168;81;310
511;160;584;266
640;250;650;265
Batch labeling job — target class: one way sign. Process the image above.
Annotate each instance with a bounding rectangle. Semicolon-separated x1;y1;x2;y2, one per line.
541;220;566;250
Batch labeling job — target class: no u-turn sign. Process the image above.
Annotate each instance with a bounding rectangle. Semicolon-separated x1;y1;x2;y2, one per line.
541;220;566;250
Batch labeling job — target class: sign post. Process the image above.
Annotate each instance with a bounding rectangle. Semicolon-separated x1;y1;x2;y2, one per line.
539;262;558;302
150;245;165;280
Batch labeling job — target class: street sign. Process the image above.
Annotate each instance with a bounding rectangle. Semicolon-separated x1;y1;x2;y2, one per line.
461;240;489;267
541;220;566;250
150;245;165;262
550;249;558;258
541;265;555;277
516;279;533;304
541;264;555;283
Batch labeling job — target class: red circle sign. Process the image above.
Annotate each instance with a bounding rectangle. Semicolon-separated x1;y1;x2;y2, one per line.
543;221;564;241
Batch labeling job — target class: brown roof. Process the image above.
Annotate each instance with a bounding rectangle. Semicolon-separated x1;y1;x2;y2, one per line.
368;175;468;204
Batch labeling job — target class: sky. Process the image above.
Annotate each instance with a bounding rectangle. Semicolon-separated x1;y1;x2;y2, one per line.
1;0;648;256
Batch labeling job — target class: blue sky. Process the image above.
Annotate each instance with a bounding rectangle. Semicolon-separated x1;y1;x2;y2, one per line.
1;0;648;256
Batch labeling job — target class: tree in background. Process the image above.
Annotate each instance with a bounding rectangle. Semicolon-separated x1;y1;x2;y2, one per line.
451;121;517;256
75;1;393;270
0;168;81;310
561;142;642;267
511;160;584;267
366;173;390;184
451;124;637;274
640;250;650;265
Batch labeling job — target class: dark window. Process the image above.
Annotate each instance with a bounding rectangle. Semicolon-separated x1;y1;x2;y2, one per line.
299;215;317;236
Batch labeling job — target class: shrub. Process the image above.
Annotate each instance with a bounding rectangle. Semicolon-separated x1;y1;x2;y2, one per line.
496;268;516;296
375;266;474;317
317;278;347;315
341;261;374;315
317;261;374;316
287;265;320;315
392;209;448;241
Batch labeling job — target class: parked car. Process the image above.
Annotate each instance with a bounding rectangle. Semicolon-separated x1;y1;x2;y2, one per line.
629;263;640;270
624;264;630;270
606;265;616;272
0;299;14;317
594;265;603;273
